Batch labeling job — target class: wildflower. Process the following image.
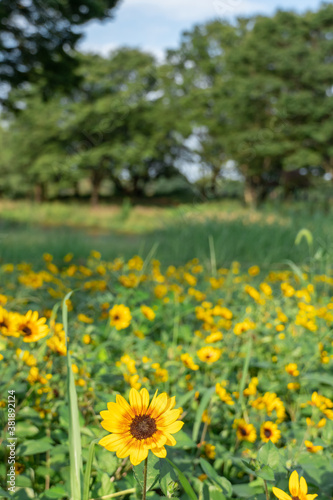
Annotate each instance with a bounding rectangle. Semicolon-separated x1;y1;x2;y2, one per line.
204;443;216;459
181;353;199;371
272;470;317;500
233;419;257;442
248;265;260;276
77;313;93;324
99;388;184;465
216;383;234;405
17;311;49;343
260;421;281;443
140;305;155;321
304;440;323;453
197;346;222;364
285;363;299;377
109;305;132;330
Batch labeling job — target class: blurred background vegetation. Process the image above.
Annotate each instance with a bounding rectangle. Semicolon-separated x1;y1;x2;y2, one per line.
0;1;332;266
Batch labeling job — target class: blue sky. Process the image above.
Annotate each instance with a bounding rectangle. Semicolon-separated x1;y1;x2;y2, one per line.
79;0;323;58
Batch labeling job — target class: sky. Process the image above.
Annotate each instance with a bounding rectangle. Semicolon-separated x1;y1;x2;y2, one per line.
79;0;324;58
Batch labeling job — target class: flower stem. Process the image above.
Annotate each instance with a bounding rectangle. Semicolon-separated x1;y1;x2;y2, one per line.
263;480;270;500
142;457;148;500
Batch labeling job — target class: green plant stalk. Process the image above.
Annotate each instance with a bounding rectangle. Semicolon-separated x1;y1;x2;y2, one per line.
263;479;270;500
63;291;83;500
89;489;136;500
238;335;253;415
83;439;99;500
142;457;148;500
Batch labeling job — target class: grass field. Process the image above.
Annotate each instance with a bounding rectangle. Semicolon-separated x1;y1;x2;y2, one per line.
0;199;332;268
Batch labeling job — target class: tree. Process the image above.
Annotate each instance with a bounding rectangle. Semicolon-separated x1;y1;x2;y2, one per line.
0;0;120;104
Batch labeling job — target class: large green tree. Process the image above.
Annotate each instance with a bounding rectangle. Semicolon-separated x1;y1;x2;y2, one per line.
0;0;120;104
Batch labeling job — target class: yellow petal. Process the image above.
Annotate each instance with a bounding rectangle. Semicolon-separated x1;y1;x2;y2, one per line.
162;420;184;434
164;432;176;446
152;446;167;458
140;388;150;413
107;401;133;420
272;488;292;500
148;393;168;419
299;477;308;497
130;442;149;466
99;432;131;450
116;438;136;458
116;394;135;418
101;419;130;434
164;396;176;412
129;388;143;415
289;471;299;497
157;409;182;426
306;495;317;500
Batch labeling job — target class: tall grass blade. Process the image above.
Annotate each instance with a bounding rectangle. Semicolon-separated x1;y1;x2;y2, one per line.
83;439;99;500
63;291;83;500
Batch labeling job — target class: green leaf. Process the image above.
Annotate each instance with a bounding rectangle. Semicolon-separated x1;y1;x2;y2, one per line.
41;486;69;499
133;454;160;494
159;459;178;497
63;291;83;500
173;430;196;449
192;386;215;443
166;458;198;500
257;465;275;482
83;439;99;500
0;488;10;498
19;437;53;456
257;441;281;469
15;422;39;438
199;458;232;496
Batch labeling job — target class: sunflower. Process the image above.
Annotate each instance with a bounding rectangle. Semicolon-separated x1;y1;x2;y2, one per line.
304;440;323;453
233;418;257;442
260;421;281;443
109;304;132;330
273;470;317;500
0;308;20;337
17;310;49;343
197;346;222;364
99;388;184;465
140;305;155;321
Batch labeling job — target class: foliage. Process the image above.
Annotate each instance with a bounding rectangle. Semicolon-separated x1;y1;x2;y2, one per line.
0;248;333;498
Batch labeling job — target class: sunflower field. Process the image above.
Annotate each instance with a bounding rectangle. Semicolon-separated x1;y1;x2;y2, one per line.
0;250;333;500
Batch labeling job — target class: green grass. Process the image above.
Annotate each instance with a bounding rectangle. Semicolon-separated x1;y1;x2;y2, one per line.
0;199;332;268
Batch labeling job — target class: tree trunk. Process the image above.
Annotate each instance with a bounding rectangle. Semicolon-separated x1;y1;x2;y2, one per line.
90;171;103;206
34;182;47;203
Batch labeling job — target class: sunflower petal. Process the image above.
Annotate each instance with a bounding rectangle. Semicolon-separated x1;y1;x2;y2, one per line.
272;488;292;500
140;388;150;413
130;441;149;466
160;420;184;434
299;477;308;497
156;409;182;426
116;394;135;417
129;388;143;415
152;446;167;458
289;471;299;497
148;393;168;418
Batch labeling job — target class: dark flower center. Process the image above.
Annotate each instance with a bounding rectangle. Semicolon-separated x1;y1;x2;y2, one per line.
22;326;32;336
114;315;120;320
0;320;8;328
130;415;157;440
264;428;272;438
240;427;248;436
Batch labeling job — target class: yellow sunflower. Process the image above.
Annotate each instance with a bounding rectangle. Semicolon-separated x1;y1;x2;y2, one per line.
0;308;19;337
273;470;317;500
99;388;184;465
260;421;281;443
233;418;257;442
109;304;132;330
17;310;49;342
197;346;222;364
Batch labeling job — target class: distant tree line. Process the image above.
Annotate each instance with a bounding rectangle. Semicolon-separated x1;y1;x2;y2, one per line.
1;3;333;206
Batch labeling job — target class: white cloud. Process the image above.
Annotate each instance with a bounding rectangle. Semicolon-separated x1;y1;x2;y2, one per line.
121;0;261;21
